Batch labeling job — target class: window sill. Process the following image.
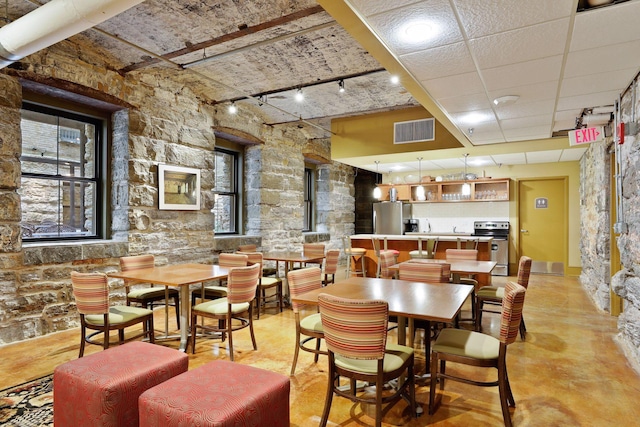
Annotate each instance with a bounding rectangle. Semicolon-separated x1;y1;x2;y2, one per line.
22;240;128;266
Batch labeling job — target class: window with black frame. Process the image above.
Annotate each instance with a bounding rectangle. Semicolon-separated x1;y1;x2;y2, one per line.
213;147;239;234
19;103;103;241
303;167;314;232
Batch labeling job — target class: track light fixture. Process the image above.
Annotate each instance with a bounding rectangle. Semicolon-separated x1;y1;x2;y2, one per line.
295;88;304;102
462;153;471;197
338;79;345;93
228;102;237;114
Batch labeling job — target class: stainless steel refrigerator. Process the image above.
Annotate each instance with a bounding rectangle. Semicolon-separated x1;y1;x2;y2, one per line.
373;202;412;235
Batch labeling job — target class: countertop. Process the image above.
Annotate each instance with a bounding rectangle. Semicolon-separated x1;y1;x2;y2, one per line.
351;234;492;242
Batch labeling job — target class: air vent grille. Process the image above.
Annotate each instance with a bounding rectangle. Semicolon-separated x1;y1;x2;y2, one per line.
394;118;435;144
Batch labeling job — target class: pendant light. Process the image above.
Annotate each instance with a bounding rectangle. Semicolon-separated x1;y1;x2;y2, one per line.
415;157;426;201
461;153;471;197
373;161;382;199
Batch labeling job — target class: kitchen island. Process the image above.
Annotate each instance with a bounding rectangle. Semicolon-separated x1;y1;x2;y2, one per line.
350;234;494;286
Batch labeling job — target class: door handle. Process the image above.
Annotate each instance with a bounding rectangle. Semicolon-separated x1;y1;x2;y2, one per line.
520;229;528;233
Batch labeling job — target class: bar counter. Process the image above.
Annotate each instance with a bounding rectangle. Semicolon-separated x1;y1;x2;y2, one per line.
350;234;494;286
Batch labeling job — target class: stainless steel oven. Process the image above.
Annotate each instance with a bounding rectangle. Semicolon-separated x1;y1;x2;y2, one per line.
473;221;509;276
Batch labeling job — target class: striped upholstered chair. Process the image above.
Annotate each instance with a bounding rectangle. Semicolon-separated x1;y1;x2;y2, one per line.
476;256;533;338
318;293;417;427
288;267;326;375
71;271;154;357
322;249;340;286
398;261;450;284
191;253;248;306
189;263;260;360
378;249;398;279
241;252;283;318
429;281;526;427
238;244;277;276
120;254;180;330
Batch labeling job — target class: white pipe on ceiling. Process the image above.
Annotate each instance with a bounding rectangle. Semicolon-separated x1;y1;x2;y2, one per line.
0;0;145;69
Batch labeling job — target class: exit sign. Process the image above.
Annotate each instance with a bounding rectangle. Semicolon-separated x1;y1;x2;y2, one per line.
568;126;604;146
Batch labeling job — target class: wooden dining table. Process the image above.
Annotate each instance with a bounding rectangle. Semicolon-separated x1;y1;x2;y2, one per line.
262;251;325;301
109;263;229;351
291;276;474;369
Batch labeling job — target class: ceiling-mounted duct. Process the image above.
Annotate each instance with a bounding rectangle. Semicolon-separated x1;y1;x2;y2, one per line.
393;118;435;144
0;0;146;69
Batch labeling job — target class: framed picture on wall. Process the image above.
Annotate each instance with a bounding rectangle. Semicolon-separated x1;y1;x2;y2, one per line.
158;164;201;210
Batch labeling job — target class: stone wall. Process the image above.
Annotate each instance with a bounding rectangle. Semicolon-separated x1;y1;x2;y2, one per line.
0;44;356;344
579;140;611;310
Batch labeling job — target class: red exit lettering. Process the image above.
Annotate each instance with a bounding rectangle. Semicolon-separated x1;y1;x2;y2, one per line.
569;126;604;146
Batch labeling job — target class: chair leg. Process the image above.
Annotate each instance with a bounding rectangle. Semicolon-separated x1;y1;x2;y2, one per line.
314;338;321;363
277;283;283;312
476;299;484;331
227;313;235;361
173;294;180;329
256;288;262;320
290;330;301;376
498;360;513;427
79;325;86;358
190;311;198;354
375;376;383;427
320;364;335;427
249;307;258;351
429;353;438;415
519;316;527;340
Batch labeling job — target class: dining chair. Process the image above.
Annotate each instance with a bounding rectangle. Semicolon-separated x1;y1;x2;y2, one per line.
322;249;340;286
429;281;527;427
287;267;327;375
445;248;480;321
372;237;399;278
342;236;366;277
456;237;479;250
241;252;283;319
302;243;325;268
378;249;398;279
409;237;439;259
238;244;276;276
120;254;180;331
189;262;261;361
70;271;154;357
476;256;532;338
191;253;248;306
318;293;417;427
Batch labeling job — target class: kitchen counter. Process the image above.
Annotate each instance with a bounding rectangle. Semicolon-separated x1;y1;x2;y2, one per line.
349;234;493;286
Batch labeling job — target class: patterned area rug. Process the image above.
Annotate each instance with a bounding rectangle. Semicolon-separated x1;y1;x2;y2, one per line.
0;375;53;427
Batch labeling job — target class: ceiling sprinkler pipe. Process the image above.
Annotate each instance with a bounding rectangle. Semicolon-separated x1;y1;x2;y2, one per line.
0;0;145;69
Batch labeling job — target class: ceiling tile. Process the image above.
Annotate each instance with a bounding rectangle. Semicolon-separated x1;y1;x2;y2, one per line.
489;81;558;108
347;0;419;17
570;1;640;52
503;125;553;139
496;99;556;120
564;40;640;78
365;0;463;56
453;0;574;38
470;19;570;69
436;92;493;114
400;42;476;80
491;153;527;165
501;114;553;130
431;158;466;169
560;68;636;97
526;150;563;163
560;148;587;161
481;56;564;91
422;72;485;99
557;89;621;111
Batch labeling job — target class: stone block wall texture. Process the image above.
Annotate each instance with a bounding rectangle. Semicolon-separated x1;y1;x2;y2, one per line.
0;44;356;344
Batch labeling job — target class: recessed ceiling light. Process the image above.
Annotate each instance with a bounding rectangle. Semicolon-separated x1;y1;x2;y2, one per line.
400;21;435;43
461;112;489;124
390;75;400;85
493;95;519;106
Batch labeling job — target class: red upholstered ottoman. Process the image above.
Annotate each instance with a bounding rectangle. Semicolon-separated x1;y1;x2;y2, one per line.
54;341;189;427
139;360;290;427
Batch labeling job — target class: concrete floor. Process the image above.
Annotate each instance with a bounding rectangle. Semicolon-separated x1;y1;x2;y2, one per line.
1;270;639;426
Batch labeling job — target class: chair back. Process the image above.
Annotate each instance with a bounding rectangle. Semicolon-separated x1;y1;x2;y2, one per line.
445;249;478;261
119;254;154;272
219;252;249;268
517;256;533;289
303;243;325;258
288;267;322;313
71;271;109;315
500;281;527;345
324;249;340;275
456;237;479;250
379;250;397;279
399;262;449;283
318;293;388;360
226;263;261;304
238;244;257;252
241;252;264;277
416;237;438;258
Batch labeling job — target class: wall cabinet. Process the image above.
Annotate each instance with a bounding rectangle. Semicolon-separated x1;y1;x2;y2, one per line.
376;178;509;203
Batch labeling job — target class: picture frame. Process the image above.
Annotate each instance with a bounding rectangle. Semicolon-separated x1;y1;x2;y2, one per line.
158;164;201;210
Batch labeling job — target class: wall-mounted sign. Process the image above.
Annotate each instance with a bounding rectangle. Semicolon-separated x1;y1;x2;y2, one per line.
568;126;604;146
535;197;548;209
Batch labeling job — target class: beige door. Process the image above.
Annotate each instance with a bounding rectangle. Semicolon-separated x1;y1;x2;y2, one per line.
518;178;567;275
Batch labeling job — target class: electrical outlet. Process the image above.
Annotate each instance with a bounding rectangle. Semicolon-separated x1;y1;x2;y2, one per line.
613;222;628;234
